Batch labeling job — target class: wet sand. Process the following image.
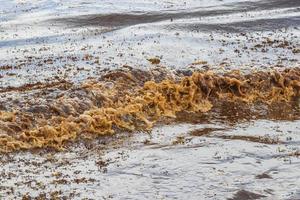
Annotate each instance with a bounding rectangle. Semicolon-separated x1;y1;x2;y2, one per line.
0;0;300;199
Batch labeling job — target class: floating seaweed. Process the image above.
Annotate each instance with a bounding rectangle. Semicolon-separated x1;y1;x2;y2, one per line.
1;67;300;152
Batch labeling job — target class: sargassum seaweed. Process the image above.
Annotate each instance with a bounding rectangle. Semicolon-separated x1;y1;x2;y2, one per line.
1;68;300;152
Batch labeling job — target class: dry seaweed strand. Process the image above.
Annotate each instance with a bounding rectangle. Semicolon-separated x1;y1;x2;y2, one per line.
1;68;300;153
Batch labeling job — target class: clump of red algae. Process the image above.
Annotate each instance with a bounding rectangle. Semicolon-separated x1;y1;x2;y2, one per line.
1;67;300;153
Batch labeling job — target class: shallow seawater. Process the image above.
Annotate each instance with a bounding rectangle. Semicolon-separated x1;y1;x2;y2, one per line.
1;118;300;199
0;0;300;199
0;0;299;87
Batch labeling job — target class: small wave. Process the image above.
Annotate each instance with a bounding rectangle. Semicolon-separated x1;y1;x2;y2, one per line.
1;67;300;153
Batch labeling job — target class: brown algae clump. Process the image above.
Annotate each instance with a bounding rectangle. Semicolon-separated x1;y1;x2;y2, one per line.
1;68;300;152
